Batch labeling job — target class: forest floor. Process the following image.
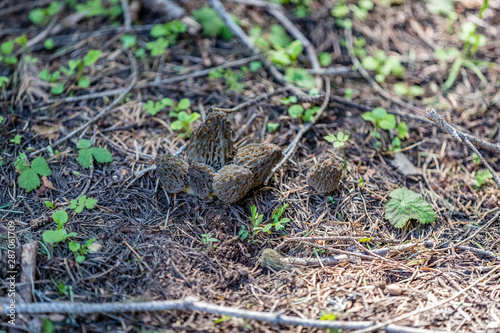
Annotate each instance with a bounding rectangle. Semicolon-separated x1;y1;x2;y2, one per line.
1;0;500;332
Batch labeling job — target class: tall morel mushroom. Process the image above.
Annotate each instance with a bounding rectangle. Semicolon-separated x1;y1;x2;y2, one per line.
186;109;234;171
156;153;189;193
233;143;282;188
213;164;253;203
307;153;343;194
187;162;215;199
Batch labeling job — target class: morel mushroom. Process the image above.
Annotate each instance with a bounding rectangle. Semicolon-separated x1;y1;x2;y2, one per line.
156;153;189;193
307;153;343;194
213;165;253;203
233;143;282;188
187;162;215;199
186;109;234;171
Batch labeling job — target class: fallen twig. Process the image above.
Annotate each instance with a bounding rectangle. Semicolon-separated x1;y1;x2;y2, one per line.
1;297;442;333
30;50;138;156
213;85;294;113
264;77;330;184
426;109;500;189
120;0;132;32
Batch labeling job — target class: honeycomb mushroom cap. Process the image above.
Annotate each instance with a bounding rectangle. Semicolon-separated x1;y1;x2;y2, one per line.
233;143;282;188
307;153;343;194
186;110;234;171
156;153;189;193
213;165;253;203
188;162;215;199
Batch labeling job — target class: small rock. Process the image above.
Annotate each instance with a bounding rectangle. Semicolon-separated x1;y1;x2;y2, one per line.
391;153;419;176
386;284;403;296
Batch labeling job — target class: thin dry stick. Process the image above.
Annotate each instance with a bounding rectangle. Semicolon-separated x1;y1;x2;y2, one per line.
120;0;132;32
30;51;138;156
284;236;400;243
350;264;500;333
3;297;441;333
264;77;331;184
213;85;294;113
426;109;500;189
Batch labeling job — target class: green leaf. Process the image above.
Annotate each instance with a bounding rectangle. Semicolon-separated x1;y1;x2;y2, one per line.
161;98;175;106
192;6;233;39
177;98;191;110
77;149;93;169
32;157;52;176
377;114;397;130
51;83;64;95
83;50;102;66
385;188;436;228
52;210;68;225
249;61;262;72
44;38;55;50
286;40;303;59
10;134;21;144
269;50;291;66
84;197;98;209
38;69;51;81
288;105;304;118
29;8;46;24
69;199;78;209
0;76;8;88
319;52;332;67
18;169;40;192
66;232;77;238
397;122;408;138
170;120;184;131
267;122;279;133
408;85;424;98
43;229;66;244
359;237;373;243
284;68;316;89
89;147;113;163
476;169;493;187
146;38;169;56
78;76;91;88
69;241;81;252
77;139;92;149
371;107;387;120
324;134;336;143
269;24;292;49
120;34;136;48
361;56;379;71
44;201;54;209
393;83;408;96
1;40;14;55
151;24;169;37
361;111;377;122
76;255;86;263
214;316;232;324
331;4;349;18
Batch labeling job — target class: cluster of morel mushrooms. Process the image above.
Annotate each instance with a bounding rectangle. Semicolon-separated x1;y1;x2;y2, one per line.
156;109;343;203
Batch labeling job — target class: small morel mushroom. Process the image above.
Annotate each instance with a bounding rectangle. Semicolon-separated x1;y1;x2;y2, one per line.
233;143;282;187
156;153;189;193
186;109;234;171
213;164;253;203
307;153;343;194
187;162;215;199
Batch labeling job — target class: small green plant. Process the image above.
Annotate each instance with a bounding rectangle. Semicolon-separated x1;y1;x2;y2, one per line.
10;135;22;144
76;0;122;20
15;154;52;192
267;122;280;133
0;76;9;92
150;20;186;45
319;311;341;333
29;2;61;25
269;40;303;67
69;195;98;213
0;39;18;66
239;205;264;241
284;67;316;90
331;0;374;28
76;139;113;169
476;170;493;187
344;88;353;100
318;52;332;67
143;97;190;116
280;96;298;105
434;1;490;93
270;203;290;231
192;6;233;39
209;68;244;92
362;107;407;151
384;188;436;228
361;50;405;83
324;131;349;148
38;69;63;94
44;38;55;50
287;104;319;122
170;111;200;138
393;83;424;100
69;238;95;263
201;233;218;249
44;200;55;209
120;34;137;49
42;210;77;244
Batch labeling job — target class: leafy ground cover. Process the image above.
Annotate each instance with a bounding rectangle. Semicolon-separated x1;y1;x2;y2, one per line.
1;0;499;332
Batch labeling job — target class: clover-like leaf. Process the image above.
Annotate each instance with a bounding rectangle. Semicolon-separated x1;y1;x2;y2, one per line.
385;188;436;228
89;147;113;164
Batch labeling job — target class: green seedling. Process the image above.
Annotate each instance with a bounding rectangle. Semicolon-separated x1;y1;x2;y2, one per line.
209;68;244;92
385;188;436;228
42;210;77;244
10;135;21;144
280;96;298;105
269;40;303;67
319;311;340;333
267;122;280;133
44;201;55;209
362;107;407;151
476;170;493;187
287;104;319;122
44;38;55;50
361;49;405;83
201;233;218;249
324;131;349;148
284;67;316;90
393;83;424;100
76;139;113;169
120;34;137;49
239;205;264;241
69;195;98;213
193;6;233;39
29;2;61;25
319;52;332;67
270;203;290;231
0;39;18;66
15;154;52;192
0;76;9;92
76;0;122;20
69;238;95;263
170;111;200;138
